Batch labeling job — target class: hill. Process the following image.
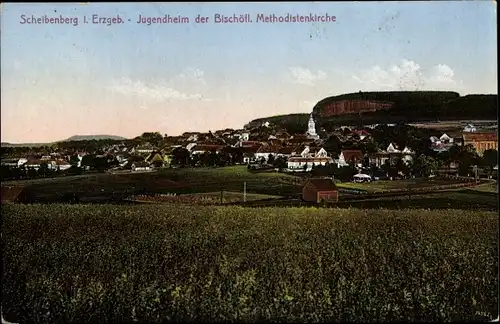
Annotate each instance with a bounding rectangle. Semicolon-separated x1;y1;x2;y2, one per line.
1;135;127;148
63;135;127;141
1;142;50;148
246;92;497;133
244;113;310;134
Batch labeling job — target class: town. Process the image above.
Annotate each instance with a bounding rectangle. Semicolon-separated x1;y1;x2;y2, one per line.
1;114;498;206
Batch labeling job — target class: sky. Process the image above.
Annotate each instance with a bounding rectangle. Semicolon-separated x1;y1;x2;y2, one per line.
1;2;497;143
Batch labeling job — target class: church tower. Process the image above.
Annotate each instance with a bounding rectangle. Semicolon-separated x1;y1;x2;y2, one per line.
306;113;319;139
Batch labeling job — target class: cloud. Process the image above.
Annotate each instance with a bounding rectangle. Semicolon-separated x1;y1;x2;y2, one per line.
109;77;210;101
289;66;327;86
352;59;463;91
177;67;206;85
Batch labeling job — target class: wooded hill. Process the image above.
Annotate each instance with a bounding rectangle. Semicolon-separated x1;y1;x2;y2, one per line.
246;92;497;134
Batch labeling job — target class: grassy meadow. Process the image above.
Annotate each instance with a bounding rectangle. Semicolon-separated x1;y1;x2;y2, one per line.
2;204;498;323
14;166;303;202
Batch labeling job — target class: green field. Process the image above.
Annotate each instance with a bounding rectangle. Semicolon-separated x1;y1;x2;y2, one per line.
466;182;499;193
336;177;471;193
337;190;498;211
158;166;302;195
15;166;303;202
2;204;498;322
186;191;281;202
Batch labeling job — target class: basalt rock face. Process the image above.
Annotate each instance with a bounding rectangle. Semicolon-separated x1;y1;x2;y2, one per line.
317;99;394;117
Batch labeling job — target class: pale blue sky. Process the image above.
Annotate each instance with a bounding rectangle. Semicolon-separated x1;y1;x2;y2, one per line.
1;2;497;142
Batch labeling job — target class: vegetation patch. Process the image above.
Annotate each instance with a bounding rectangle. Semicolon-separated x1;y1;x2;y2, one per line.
2;204;498;323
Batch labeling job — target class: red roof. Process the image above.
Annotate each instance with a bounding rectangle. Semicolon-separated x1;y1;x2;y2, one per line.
305;178;338;191
341;150;364;161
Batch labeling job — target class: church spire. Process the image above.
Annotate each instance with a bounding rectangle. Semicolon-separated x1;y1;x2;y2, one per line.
306;113;319;139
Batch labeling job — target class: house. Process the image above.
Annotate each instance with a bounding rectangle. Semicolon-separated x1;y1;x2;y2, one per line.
287;157;334;172
429;136;441;144
191;144;223;155
185;143;197;151
430;134;454;152
239;132;250;141
386;143;401;154
136;144;157;154
25;159;42;170
302;178;339;203
51;160;72;171
182;132;200;142
115;153;130;164
17;158;28;167
337;150;364;168
462;132;498;156
463;124;477;132
369;144;415;167
276;146;295;159
241;146;260;164
255;145;281;162
145;151;165;167
262;121;271;128
350;130;371;141
236;141;262;148
1;158;19;167
131;161;151;172
440;133;453;144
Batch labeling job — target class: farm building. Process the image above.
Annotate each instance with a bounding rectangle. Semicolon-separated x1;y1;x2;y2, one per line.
461;132;498;156
302;178;339;203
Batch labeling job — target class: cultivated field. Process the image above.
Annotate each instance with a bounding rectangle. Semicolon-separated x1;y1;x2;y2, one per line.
336;177;468;193
2;204;498;323
408;120;497;137
12;166;303;203
336;190;498;211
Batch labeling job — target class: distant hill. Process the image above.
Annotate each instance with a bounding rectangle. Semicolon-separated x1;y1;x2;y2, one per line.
1;135;127;148
63;135;127;142
246;92;498;133
1;142;49;148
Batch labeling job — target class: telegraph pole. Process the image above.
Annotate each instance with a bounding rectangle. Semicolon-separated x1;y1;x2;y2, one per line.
220;184;223;204
243;181;247;202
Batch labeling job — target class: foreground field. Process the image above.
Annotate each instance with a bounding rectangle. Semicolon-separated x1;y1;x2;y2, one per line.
2;204;498;323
